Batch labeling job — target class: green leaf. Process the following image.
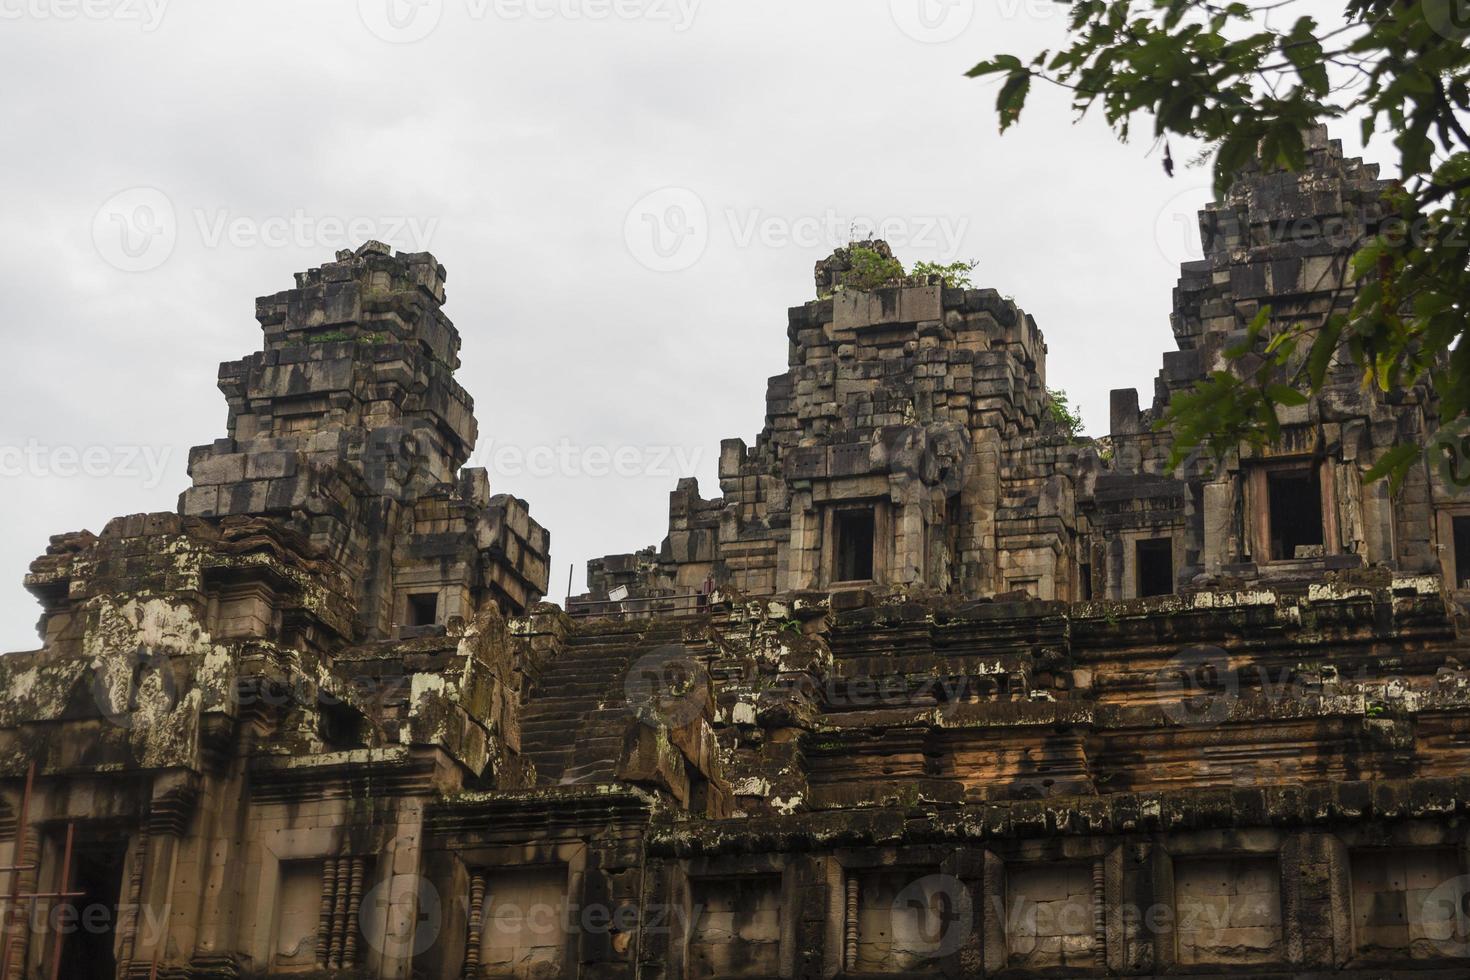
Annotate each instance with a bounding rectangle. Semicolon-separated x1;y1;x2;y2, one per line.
1265;383;1309;407
1363;443;1421;493
1306;317;1344;389
996;72;1032;131
1350;241;1384;281
966;54;1023;78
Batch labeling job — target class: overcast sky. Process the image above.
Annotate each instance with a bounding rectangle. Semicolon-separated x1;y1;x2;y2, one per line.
0;0;1394;651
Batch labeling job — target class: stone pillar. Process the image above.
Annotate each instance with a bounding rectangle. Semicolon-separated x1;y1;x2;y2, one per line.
789;855;827;979
787;493;821;592
366;802;427;980
891;483;928;587
947;849;985;977
1201;482;1236;574
1149;846;1176;974
980;850;1006;975
1280;831;1349;968
969;433;1001;594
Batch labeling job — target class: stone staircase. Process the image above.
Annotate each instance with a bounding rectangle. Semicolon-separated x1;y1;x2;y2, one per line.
518;621;687;785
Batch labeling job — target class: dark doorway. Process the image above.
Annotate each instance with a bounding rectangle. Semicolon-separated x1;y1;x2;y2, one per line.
407;592;439;627
1267;468;1324;560
55;841;127;980
835;509;876;582
1455;516;1470;589
1136;538;1174;597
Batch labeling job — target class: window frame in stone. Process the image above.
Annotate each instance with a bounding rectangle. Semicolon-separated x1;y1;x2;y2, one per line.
675;860;792;980
1438;509;1470;590
1348;845;1470;961
1001;859;1100;972
405;591;440;628
828;846;966;977
1248;460;1340;564
824;502;886;587
454;843;586;980
1168;852;1287;969
1135;538;1175;598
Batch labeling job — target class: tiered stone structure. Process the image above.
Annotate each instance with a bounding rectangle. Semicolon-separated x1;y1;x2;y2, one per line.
1;132;1469;980
585;129;1465;608
588;246;1070;604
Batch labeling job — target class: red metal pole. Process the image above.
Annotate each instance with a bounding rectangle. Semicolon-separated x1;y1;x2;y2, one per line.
0;762;36;980
46;823;74;980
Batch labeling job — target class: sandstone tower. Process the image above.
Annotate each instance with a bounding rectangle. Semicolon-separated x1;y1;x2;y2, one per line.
583;129;1460;610
0;133;1467;979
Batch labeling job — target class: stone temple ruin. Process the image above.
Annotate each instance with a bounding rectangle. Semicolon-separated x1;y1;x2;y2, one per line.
2;127;1470;979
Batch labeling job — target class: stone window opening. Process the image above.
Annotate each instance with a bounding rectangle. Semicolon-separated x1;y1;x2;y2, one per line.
1350;847;1469;959
1172;855;1284;967
1454;515;1470;589
1007;579;1039;598
847;869;953;974
52;838;128;980
472;865;570;978
1136;538;1174;597
406;591;439;627
318;696;366;751
1078;562;1093;601
1267;466;1325;560
687;875;783;979
835;509;876;583
1004;862;1096;970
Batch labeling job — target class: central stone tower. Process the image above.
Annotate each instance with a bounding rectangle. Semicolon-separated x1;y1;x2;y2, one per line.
587;240;1086;603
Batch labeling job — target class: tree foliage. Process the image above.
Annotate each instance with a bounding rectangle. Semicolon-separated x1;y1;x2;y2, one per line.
1047;386;1085;436
844;245;907;291
969;0;1470;488
913;258;981;288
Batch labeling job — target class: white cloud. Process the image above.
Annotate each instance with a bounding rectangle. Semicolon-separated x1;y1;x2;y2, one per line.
0;0;1399;649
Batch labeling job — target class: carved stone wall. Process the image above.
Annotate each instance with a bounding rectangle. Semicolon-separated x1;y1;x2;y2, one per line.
582;127;1469;610
1;131;1469;980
